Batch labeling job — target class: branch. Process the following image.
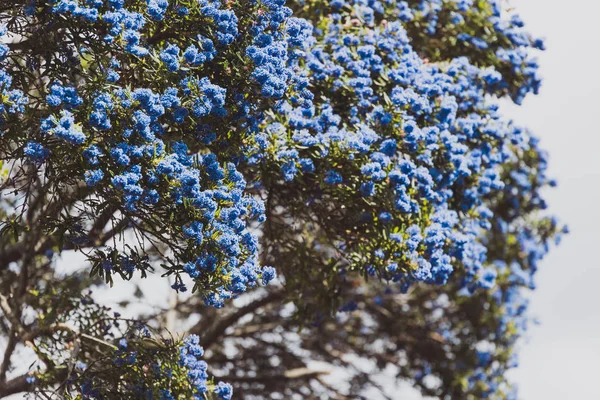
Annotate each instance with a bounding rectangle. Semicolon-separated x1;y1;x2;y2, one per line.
0;184;92;271
188;289;286;348
284;367;330;380
0;328;17;381
0;374;31;398
0;208;125;272
224;367;330;383
21;323;75;343
0;368;69;399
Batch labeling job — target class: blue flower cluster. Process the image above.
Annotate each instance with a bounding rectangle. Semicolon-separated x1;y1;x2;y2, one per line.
182;36;216;66
406;0;545;104
198;0;238;46
147;0;169;21
186;77;227;117
0;27;28;125
41;110;87;145
23;141;49;163
6;0;302;304
67;328;232;399
50;0;100;22
46;82;83;109
179;335;232;399
75;85;270;302
245;0;294;99
438;146;562;397
113;338;138;367
245;0;547;295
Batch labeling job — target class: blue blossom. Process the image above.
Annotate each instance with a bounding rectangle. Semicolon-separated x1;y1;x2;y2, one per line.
85;169;104;187
160;43;180;72
324;170;342;185
147;0;168;21
479;267;498;289
42;110;86;145
183;221;204;244
214;382;233;400
45;83;83;109
107;69;120;82
281;161;297;181
83;144;103;165
261;266;276;284
183;37;216;65
185;77;227;117
179;335;212;394
24;142;49;163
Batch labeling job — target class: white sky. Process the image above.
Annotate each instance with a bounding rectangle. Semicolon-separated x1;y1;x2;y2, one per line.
500;0;600;399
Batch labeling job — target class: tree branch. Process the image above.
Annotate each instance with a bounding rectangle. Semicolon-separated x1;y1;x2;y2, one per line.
224;367;330;383
0;374;31;398
188;289;286;348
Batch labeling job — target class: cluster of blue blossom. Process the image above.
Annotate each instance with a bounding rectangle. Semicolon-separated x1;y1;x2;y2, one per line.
196;0;238;46
247;1;542;296
410;135;562;397
179;335;233;400
50;0;100;22
72;333;231;399
45;0;303;106
11;0;306;305
0;26;28;136
113;337;138;367
483;138;565;338
245;0;293;99
406;0;544;104
76;84;273;304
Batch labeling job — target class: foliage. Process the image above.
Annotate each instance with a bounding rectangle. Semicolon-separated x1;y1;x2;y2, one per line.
0;0;564;399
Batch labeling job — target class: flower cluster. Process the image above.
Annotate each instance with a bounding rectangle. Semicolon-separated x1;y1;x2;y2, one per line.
73;85;271;304
63;329;231;399
24;141;49;163
4;0;303;303
245;0;293;99
179;335;232;399
419;139;563;397
245;3;542;296
0;27;28;130
1;0;560;398
404;0;545;104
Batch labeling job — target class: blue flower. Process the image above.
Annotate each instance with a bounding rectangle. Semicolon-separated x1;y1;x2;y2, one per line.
24;142;49;163
107;69;120;82
42;110;86;145
147;0;169;21
160;43;180;72
214;382;233;400
324;170;342;185
183;221;204;244
45;83;83;109
261;266;276;284
85;169;104;187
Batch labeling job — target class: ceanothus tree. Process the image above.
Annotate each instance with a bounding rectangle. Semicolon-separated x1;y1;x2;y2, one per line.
0;0;565;399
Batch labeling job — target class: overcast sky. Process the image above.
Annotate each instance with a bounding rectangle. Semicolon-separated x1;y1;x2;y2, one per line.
499;0;600;399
